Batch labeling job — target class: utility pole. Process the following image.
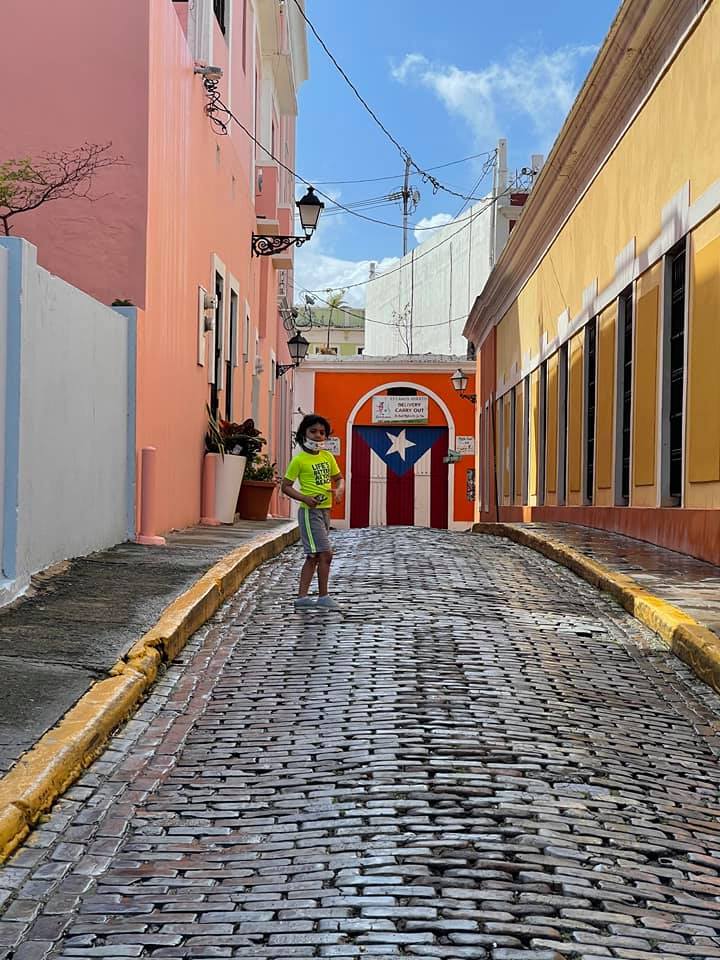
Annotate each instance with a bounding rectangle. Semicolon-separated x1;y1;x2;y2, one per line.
402;156;412;257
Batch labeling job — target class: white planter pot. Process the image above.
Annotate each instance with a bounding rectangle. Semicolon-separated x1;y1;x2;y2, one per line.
214;453;246;524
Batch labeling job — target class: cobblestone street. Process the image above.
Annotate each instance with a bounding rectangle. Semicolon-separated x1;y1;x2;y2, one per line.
2;528;720;960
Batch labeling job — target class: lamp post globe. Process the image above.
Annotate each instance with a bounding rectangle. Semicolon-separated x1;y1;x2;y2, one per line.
451;368;469;394
287;332;309;365
296;187;324;238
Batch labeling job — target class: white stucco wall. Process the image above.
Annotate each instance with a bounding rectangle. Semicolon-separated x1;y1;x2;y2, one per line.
1;239;131;591
365;197;494;356
0;245;7;565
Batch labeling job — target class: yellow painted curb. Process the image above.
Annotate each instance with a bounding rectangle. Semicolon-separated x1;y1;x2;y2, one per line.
473;522;720;696
0;521;299;863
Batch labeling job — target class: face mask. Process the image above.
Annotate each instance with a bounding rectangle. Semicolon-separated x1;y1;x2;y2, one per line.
303;438;325;452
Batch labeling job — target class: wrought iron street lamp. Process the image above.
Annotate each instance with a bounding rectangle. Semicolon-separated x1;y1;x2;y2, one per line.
450;368;476;404
252;187;324;257
276;332;309;378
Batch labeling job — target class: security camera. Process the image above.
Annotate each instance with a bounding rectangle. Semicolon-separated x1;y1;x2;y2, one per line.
194;64;224;81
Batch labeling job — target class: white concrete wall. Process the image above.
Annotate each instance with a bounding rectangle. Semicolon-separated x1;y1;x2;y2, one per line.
365;197;494;356
1;239;131;597
0;245;7;564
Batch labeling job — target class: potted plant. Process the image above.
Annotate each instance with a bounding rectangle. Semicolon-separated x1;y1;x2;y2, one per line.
236;453;279;521
204;408;265;524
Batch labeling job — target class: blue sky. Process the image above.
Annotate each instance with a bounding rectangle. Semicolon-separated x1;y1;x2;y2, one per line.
294;0;621;305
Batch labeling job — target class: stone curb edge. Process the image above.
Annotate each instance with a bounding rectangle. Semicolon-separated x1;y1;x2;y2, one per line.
473;522;720;696
0;521;299;863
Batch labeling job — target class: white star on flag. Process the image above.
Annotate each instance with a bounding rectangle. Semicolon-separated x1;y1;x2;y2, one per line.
385;429;416;461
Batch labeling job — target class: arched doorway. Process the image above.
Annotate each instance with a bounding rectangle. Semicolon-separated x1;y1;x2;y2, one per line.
345;382;455;529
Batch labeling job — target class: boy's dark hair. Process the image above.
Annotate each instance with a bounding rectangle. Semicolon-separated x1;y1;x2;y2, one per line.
296;414;331;447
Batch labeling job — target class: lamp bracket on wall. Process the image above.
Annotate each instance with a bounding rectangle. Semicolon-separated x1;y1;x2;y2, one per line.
251;234;309;257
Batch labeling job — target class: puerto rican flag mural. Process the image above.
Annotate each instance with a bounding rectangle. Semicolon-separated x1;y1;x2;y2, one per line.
350;426;449;528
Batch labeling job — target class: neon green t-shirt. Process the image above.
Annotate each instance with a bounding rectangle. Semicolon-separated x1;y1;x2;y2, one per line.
284;450;341;509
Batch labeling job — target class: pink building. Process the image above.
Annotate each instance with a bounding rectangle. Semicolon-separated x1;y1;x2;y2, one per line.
0;0;309;533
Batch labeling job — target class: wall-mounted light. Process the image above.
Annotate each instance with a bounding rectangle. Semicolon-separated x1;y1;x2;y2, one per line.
276;332;309;378
252;187;324;257
450;368;476;404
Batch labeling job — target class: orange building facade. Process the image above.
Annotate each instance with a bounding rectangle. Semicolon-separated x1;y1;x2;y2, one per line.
293;357;477;530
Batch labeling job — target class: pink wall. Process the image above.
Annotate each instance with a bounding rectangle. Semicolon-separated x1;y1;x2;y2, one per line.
0;0;150;307
2;0;298;534
139;1;293;531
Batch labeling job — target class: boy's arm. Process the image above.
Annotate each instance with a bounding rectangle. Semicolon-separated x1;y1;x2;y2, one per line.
331;472;345;504
281;476;319;508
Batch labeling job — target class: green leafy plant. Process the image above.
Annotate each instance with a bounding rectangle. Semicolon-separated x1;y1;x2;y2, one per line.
111;298;134;307
243;454;278;483
205;405;265;459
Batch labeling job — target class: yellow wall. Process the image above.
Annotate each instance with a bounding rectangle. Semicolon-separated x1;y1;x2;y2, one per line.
494;3;720;513
595;304;616;505
496;1;720;385
632;273;660;505
686;219;720;505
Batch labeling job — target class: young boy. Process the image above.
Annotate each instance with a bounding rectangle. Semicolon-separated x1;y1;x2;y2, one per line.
281;414;344;611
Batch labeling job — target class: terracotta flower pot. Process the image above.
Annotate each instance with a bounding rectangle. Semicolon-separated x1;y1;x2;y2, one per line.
236;479;278;521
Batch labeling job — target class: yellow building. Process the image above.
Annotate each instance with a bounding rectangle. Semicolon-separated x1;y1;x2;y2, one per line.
302;306;365;357
465;0;720;564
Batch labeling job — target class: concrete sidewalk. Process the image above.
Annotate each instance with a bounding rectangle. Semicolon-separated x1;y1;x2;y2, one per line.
0;519;294;778
474;521;720;693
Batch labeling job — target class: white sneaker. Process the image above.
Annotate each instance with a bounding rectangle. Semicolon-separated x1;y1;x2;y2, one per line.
294;596;316;609
315;595;340;611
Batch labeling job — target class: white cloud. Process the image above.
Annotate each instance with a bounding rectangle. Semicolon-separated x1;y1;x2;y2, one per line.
294;241;398;308
391;44;598;150
413;212;454;244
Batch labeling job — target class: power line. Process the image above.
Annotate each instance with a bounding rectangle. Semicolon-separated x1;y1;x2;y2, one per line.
312;150;496;186
204;81;501;233
304;188;511;294
289;0;496;204
202;81;497;233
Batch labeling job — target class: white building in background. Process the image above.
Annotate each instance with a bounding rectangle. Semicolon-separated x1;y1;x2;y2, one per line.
365;141;543;357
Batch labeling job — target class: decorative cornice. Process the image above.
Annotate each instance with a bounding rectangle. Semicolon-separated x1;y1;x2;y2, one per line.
300;355;474;374
464;0;711;346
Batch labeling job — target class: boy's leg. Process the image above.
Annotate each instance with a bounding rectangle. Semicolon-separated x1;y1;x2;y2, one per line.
298;555;319;597
317;550;333;597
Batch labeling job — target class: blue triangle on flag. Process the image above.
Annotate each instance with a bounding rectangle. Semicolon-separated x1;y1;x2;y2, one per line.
356;426;446;477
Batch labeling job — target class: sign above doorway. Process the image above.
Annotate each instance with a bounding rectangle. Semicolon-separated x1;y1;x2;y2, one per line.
372;395;428;424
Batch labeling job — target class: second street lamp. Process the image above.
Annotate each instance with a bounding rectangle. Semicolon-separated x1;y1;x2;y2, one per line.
450;367;476;404
252;186;324;257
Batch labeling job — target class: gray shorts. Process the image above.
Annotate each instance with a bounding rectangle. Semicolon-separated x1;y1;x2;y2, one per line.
298;507;331;555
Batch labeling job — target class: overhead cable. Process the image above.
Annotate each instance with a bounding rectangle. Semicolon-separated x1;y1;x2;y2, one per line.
289;0;496;204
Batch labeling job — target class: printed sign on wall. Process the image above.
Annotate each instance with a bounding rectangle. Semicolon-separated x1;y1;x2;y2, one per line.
325;437;341;455
372;395;429;424
456;436;475;455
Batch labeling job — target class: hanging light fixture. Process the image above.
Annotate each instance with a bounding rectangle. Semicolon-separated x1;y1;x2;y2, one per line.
276;332;310;378
252;187;325;257
450;368;476;403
